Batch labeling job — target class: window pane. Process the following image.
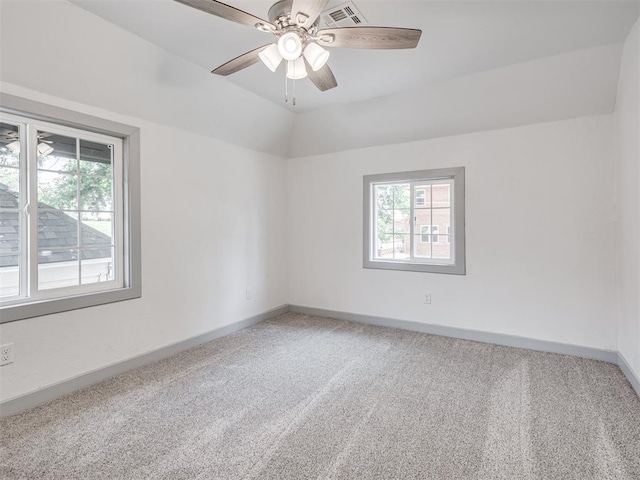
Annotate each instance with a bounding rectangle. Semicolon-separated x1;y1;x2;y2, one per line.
394;208;410;234
80;175;112;212
0;122;20;169
38;209;79;249
81;247;114;285
414;235;432;258
0;140;21;298
375;185;394;210
37;132;76;172
0;210;20;255
415;207;431;233
376;209;393;234
431;226;440;243
81;212;112;246
433;240;452;260
393;234;409;260
0;170;19;208
432;208;451;240
0;254;19;297
376;235;394;259
38;248;79;290
432;183;451;208
419;225;430;243
38;171;78;210
414;184;431;208
37;151;76;172
80;139;112;174
393;184;410;209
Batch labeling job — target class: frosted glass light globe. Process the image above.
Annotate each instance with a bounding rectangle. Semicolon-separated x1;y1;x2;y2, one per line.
286;57;308;80
304;43;330;71
278;32;303;61
259;44;283;72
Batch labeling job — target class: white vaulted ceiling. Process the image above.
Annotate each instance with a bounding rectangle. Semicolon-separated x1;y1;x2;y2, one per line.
2;0;637;157
69;0;640;113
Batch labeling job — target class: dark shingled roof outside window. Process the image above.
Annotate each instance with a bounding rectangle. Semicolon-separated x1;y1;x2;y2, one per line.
0;183;111;267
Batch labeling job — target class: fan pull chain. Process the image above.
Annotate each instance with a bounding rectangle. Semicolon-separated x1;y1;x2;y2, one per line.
292;60;297;106
284;68;288;103
283;62;298;106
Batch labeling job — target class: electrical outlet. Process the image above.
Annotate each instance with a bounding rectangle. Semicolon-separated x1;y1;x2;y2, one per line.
245;288;252;300
0;343;14;366
424;292;432;304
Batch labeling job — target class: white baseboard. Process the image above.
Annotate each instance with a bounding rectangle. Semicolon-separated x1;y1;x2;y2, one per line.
3;303;636;417
289;305;619;363
618;351;640;397
0;305;289;417
290;305;640;397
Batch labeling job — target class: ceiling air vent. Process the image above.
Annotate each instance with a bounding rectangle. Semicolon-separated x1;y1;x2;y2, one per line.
321;1;368;28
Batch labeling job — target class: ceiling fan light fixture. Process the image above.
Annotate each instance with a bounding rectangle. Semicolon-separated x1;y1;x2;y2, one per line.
37;143;54;156
286;57;307;80
303;43;330;72
259;43;283;72
173;0;423;101
7;140;20;154
278;32;303;61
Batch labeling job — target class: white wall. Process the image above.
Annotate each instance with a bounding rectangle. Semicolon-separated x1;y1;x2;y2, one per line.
614;20;640;380
288;116;617;350
288;44;623;158
0;0;289;401
0;0;294;157
0;83;288;401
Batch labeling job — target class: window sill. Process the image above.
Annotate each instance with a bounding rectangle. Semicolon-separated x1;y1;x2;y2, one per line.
0;286;141;323
363;259;466;275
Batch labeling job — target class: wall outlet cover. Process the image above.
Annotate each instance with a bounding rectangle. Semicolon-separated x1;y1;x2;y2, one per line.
0;343;14;366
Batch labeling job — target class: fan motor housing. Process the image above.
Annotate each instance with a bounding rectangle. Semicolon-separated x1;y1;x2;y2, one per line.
268;0;319;31
268;0;293;24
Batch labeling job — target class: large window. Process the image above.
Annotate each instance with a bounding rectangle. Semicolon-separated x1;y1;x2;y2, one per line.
0;95;140;322
363;167;465;275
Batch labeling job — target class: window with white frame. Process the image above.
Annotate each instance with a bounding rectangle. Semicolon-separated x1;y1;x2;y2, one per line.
363;167;465;275
0;96;140;322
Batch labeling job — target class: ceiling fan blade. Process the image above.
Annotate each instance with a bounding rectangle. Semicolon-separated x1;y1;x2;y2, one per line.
304;58;337;92
211;44;271;76
291;0;330;29
316;27;422;49
174;0;275;30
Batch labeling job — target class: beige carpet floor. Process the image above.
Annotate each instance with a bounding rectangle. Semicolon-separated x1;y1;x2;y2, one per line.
1;312;639;479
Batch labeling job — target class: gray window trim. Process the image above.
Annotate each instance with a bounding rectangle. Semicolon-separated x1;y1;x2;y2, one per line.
363;167;466;275
0;93;141;323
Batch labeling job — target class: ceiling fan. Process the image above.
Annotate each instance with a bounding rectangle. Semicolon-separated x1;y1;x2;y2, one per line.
174;0;422;104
